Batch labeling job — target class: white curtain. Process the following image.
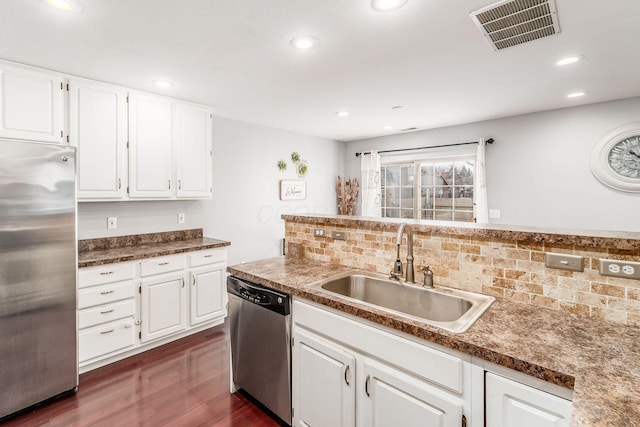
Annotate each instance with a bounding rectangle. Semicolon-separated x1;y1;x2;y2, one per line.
361;150;381;217
475;138;489;223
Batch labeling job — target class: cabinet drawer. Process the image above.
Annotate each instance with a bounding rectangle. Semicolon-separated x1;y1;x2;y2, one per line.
79;280;135;309
79;318;136;363
79;264;135;288
189;249;226;267
140;255;185;277
79;299;135;329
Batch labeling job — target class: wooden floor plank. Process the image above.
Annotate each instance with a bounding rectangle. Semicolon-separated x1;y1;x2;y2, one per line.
2;325;280;427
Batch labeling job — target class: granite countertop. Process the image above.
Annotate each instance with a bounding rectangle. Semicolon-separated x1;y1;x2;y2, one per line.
78;229;230;268
228;256;640;427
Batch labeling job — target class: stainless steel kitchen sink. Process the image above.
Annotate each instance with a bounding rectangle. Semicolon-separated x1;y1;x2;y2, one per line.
309;270;494;333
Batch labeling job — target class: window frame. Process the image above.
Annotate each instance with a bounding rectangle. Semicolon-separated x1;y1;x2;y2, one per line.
380;154;476;222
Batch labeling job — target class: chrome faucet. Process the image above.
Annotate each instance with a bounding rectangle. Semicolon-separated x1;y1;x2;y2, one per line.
390;223;415;284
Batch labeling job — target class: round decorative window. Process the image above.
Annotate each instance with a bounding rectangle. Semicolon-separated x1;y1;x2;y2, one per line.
590;122;640;193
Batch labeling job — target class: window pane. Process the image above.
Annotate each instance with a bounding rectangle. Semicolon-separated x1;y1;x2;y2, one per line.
454;186;474;211
384;166;400;186
384;187;400;207
421;187;433;210
385;208;399;218
401;187;413;208
434;163;453;185
400;209;414;219
434;210;453;221
420;165;434;186
401;165;414;186
454;161;475;185
454;211;474;222
421;210;434;220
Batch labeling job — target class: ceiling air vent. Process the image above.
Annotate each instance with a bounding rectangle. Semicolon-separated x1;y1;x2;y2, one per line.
470;0;560;51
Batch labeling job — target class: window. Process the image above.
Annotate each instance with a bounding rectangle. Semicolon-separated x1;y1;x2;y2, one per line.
381;157;475;222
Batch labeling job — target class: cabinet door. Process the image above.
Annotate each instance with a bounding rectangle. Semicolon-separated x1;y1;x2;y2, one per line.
189;262;225;326
140;274;186;342
0;62;65;143
69;78;127;199
128;91;173;198
362;358;463;427
485;372;571;427
292;327;356;427
174;102;212;198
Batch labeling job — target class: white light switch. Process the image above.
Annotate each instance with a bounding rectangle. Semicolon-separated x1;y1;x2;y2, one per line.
107;217;117;230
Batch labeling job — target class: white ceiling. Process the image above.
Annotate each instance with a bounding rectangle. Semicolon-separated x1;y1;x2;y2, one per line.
1;0;639;142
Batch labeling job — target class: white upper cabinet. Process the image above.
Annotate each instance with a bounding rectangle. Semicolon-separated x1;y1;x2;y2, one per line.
174;102;212;198
0;61;65;143
69;78;127;199
128;91;174;198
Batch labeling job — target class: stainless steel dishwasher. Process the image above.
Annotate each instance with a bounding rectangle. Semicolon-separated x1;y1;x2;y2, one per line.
227;276;291;425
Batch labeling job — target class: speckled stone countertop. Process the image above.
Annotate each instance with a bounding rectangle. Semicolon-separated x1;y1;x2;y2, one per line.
79;229;230;268
228;256;640;427
282;213;640;251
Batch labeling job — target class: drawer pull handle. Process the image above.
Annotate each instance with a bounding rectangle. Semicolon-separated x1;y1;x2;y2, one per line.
100;271;114;275
204;255;213;258
158;262;170;266
365;375;371;397
181;277;185;288
100;309;114;314
100;329;114;335
178;179;182;190
192;276;196;286
344;365;350;386
100;290;114;295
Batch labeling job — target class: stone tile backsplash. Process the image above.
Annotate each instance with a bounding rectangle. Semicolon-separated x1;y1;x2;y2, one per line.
284;216;640;326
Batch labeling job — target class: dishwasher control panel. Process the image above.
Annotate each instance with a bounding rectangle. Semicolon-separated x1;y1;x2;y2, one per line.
227;276;290;315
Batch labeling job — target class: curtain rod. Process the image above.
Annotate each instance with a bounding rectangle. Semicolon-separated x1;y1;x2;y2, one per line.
354;138;494;157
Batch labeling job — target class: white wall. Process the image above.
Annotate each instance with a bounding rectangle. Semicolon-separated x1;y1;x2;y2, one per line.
344;97;640;232
78;117;343;265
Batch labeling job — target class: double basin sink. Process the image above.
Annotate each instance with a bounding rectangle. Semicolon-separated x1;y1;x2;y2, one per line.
309;270;494;333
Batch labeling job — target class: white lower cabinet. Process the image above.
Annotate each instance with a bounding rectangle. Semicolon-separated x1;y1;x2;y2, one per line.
292;299;469;427
78;248;227;372
293;327;356;427
363;358;463;427
140;273;187;342
485;372;572;427
293;299;573;427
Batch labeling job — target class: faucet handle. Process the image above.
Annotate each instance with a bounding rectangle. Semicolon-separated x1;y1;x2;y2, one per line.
420;265;434;289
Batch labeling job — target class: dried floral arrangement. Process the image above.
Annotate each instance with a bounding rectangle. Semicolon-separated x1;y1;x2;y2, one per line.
336;176;359;215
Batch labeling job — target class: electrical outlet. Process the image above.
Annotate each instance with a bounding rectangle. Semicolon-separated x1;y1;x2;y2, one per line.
489;209;501;219
107;217;117;230
599;259;640;280
314;228;325;237
177;213;186;224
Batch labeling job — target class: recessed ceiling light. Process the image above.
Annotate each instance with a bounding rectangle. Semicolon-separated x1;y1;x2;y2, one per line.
42;0;82;12
335;111;350;117
290;36;319;49
152;80;174;88
567;91;587;98
371;0;409;12
556;55;584;66
383;125;393;130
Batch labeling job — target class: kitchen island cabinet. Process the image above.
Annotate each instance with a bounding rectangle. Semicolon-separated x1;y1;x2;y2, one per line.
227;255;640;427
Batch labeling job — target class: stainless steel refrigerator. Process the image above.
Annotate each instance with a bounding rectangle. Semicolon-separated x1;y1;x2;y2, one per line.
0;139;78;419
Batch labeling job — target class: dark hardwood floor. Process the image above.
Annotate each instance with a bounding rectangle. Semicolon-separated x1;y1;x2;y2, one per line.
2;325;280;426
